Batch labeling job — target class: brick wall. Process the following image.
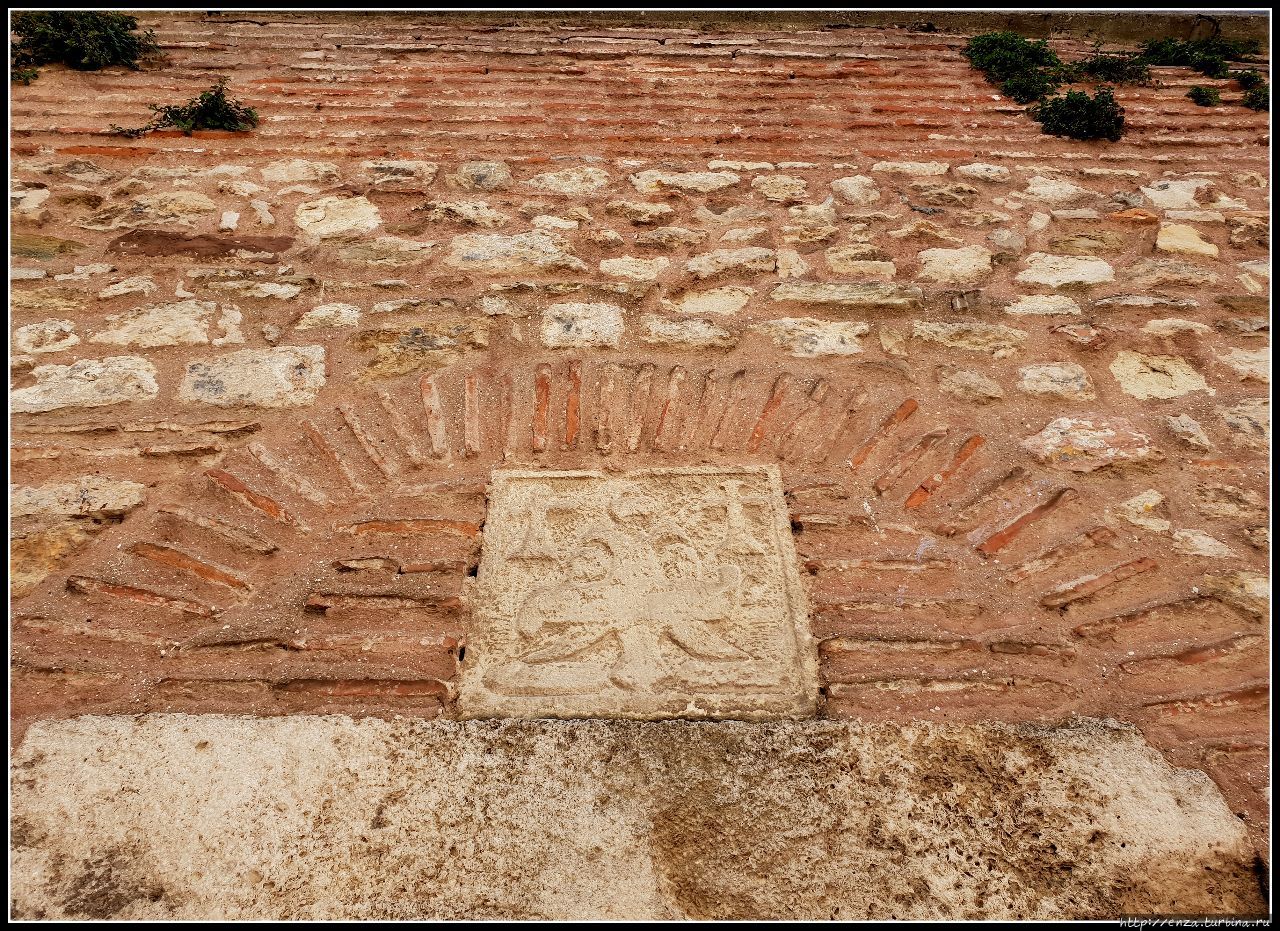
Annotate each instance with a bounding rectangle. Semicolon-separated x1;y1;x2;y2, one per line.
10;13;1270;850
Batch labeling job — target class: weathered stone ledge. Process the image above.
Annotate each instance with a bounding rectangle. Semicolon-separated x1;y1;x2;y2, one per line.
10;714;1266;920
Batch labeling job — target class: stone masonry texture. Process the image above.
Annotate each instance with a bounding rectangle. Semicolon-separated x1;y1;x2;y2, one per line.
8;11;1272;917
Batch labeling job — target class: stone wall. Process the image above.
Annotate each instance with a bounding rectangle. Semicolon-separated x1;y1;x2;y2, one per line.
9;11;1271;883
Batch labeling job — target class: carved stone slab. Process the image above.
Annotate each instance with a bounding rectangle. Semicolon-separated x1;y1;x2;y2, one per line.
459;466;818;719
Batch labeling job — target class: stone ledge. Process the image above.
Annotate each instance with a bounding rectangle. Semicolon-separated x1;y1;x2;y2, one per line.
10;714;1266;920
174;10;1272;48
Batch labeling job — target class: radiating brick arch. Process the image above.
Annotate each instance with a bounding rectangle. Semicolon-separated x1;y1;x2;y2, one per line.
14;352;1267;829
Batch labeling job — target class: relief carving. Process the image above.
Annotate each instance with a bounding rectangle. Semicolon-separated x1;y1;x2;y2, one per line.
459;466;818;719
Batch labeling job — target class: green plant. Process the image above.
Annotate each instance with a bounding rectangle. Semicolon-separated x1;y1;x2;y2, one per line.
11;60;40;85
1186;85;1221;106
1031;87;1126;141
1242;85;1269;112
1000;70;1061;104
1071;51;1151;84
1139;36;1259;79
10;11;158;82
964;31;1061;82
1232;69;1265;90
109;78;259;138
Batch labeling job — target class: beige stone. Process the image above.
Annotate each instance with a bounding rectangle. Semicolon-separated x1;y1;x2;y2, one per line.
1140;318;1213;336
1124;258;1220;289
1164;414;1214;450
10;475;147;519
909;181;978;207
639;316;736;349
660;287;753;316
824;253;897;279
1020;417;1160;472
917;246;992;284
1220;398;1269;450
14;319;79;355
1140;178;1212;209
1110;351;1214;400
446;231;588;274
1004;294;1081;316
12;288;82;314
830;175;880;205
1016;253;1114;289
1171;529;1236;558
782;202;837;241
294;196;382;240
54;263;115;282
1156;224;1219;258
758;318;870;357
938;368;1004;404
447;160;512;191
207;281;302;301
707;159;773;171
870;161;948;176
1113;490;1171;532
1202;570;1269;619
685;248;775;279
770;282;922;311
459;467;816;719
912;320;1027;358
90;299;218;347
751;175;807;202
418;200;509;228
541;303;624;348
774;250;810;280
1218;347;1269;383
1048;231;1126;255
338;236;435;266
525;166;611;196
888;219;962;243
636;226;706;249
263;158;341;185
359;159;438;191
630;170;740;194
600;256;670;281
607;201;675;225
695;204;771;225
98;276;157;299
296;303;361;329
178;346;326;408
955;163;1010;183
721;226;768;244
8;715;1263;920
1021;175;1097;204
10;356;158;414
1194;486;1266;525
879;325;907;358
81;191;218;231
1018;362;1095;400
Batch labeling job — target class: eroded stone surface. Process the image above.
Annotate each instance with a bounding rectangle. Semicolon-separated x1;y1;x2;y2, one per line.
11;356;159;413
446;231;587;274
758;318;870;357
10;475;147;519
459;467;817;719
89;299;219;348
178;346;326;408
1016;253;1114;289
8;715;1264;920
1021;417;1160;472
1110;351;1214;400
294;196;382;239
770;282;922;310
